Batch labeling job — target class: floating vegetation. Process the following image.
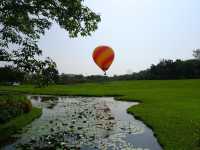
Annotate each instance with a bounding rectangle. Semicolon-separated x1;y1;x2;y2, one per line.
2;96;162;150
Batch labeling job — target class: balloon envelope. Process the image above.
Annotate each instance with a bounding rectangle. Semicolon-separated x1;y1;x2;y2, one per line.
92;46;115;72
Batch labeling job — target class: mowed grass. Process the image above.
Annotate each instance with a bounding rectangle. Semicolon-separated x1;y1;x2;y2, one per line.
0;79;200;150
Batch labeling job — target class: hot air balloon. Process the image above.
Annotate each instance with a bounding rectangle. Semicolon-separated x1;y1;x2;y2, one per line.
92;46;115;75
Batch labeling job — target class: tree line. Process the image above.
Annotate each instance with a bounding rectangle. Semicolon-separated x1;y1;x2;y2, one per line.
114;59;200;80
1;58;200;85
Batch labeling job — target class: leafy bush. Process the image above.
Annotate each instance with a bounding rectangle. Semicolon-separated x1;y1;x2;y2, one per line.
0;95;32;124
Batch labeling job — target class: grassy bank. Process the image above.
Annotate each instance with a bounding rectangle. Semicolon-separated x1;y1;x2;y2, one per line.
0;95;33;123
0;108;42;143
0;95;42;143
0;79;200;149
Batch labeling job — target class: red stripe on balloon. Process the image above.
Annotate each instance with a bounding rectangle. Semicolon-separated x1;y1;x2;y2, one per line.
101;53;114;71
93;46;109;60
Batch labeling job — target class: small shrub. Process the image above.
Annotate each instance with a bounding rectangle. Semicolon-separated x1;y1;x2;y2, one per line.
0;95;32;124
21;100;32;113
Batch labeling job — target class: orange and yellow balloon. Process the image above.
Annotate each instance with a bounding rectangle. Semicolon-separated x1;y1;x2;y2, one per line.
92;45;115;75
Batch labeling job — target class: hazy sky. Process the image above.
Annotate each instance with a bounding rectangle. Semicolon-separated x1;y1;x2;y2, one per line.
39;0;200;76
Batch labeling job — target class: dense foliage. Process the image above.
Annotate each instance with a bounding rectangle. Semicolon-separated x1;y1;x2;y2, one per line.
0;0;100;86
0;65;25;84
193;49;200;60
58;74;109;84
57;59;200;84
0;0;100;52
124;59;200;80
0;61;59;86
0;95;32;123
1;59;200;84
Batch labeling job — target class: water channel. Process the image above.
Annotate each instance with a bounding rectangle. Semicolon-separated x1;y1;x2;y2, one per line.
3;96;162;150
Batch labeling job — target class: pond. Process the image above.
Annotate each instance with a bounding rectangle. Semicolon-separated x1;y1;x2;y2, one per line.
3;96;162;150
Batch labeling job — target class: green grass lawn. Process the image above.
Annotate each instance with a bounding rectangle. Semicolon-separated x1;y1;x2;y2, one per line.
0;79;200;150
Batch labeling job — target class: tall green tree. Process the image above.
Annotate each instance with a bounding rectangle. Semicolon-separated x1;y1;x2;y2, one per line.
0;0;101;85
193;49;200;60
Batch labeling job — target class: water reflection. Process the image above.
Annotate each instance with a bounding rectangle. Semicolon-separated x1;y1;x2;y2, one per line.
3;96;162;150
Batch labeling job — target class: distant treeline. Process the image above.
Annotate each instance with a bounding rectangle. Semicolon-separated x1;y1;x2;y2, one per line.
114;59;200;80
0;66;25;84
1;59;200;85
